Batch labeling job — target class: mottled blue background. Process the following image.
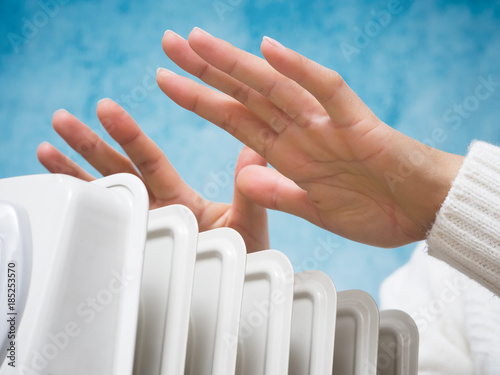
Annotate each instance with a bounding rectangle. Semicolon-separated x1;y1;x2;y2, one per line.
1;0;499;302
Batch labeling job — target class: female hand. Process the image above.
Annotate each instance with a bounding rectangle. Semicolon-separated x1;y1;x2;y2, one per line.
37;98;269;252
157;28;464;247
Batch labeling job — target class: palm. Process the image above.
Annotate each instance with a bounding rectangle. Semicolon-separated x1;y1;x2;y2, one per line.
250;113;423;246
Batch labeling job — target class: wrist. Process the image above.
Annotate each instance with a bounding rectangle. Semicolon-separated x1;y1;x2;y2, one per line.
389;134;464;237
423;149;465;228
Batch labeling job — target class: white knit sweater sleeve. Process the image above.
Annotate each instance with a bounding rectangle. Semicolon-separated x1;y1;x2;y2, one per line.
427;141;500;296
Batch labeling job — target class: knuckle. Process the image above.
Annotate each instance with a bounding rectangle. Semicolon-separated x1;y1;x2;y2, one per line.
188;94;200;113
53;159;75;176
296;114;315;129
258;79;277;98
316;70;344;104
231;84;251;104
220;110;238;136
225;59;239;76
196;62;210;81
295;56;311;85
136;155;161;175
100;117;114;133
75;133;99;157
268;109;289;133
252;128;274;159
327;70;345;90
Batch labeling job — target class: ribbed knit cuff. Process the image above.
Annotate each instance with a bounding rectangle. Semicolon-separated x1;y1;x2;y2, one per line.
427;141;500;296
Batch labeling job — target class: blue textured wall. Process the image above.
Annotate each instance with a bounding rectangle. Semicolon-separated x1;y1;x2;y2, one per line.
1;0;499;301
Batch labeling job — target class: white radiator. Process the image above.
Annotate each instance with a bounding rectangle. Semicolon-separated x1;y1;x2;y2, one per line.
0;174;418;375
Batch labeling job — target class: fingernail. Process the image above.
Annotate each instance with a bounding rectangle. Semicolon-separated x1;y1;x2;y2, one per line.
263;36;286;49
193;27;212;37
157;67;177;76
164;29;184;39
54;109;68;115
97;98;111;106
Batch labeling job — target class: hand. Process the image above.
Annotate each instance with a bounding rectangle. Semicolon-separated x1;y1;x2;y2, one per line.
157;28;464;248
37;99;270;252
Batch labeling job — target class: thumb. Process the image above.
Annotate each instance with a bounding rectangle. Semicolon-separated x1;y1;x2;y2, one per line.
236;161;312;222
230;146;269;252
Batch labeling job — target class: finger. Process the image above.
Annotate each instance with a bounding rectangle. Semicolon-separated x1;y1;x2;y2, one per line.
96;98;197;205
230;146;270;252
52;108;139;177
260;36;377;127
187;27;323;128
236;164;315;222
37;142;95;181
156;68;278;158
163;30;293;134
234;145;267;177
